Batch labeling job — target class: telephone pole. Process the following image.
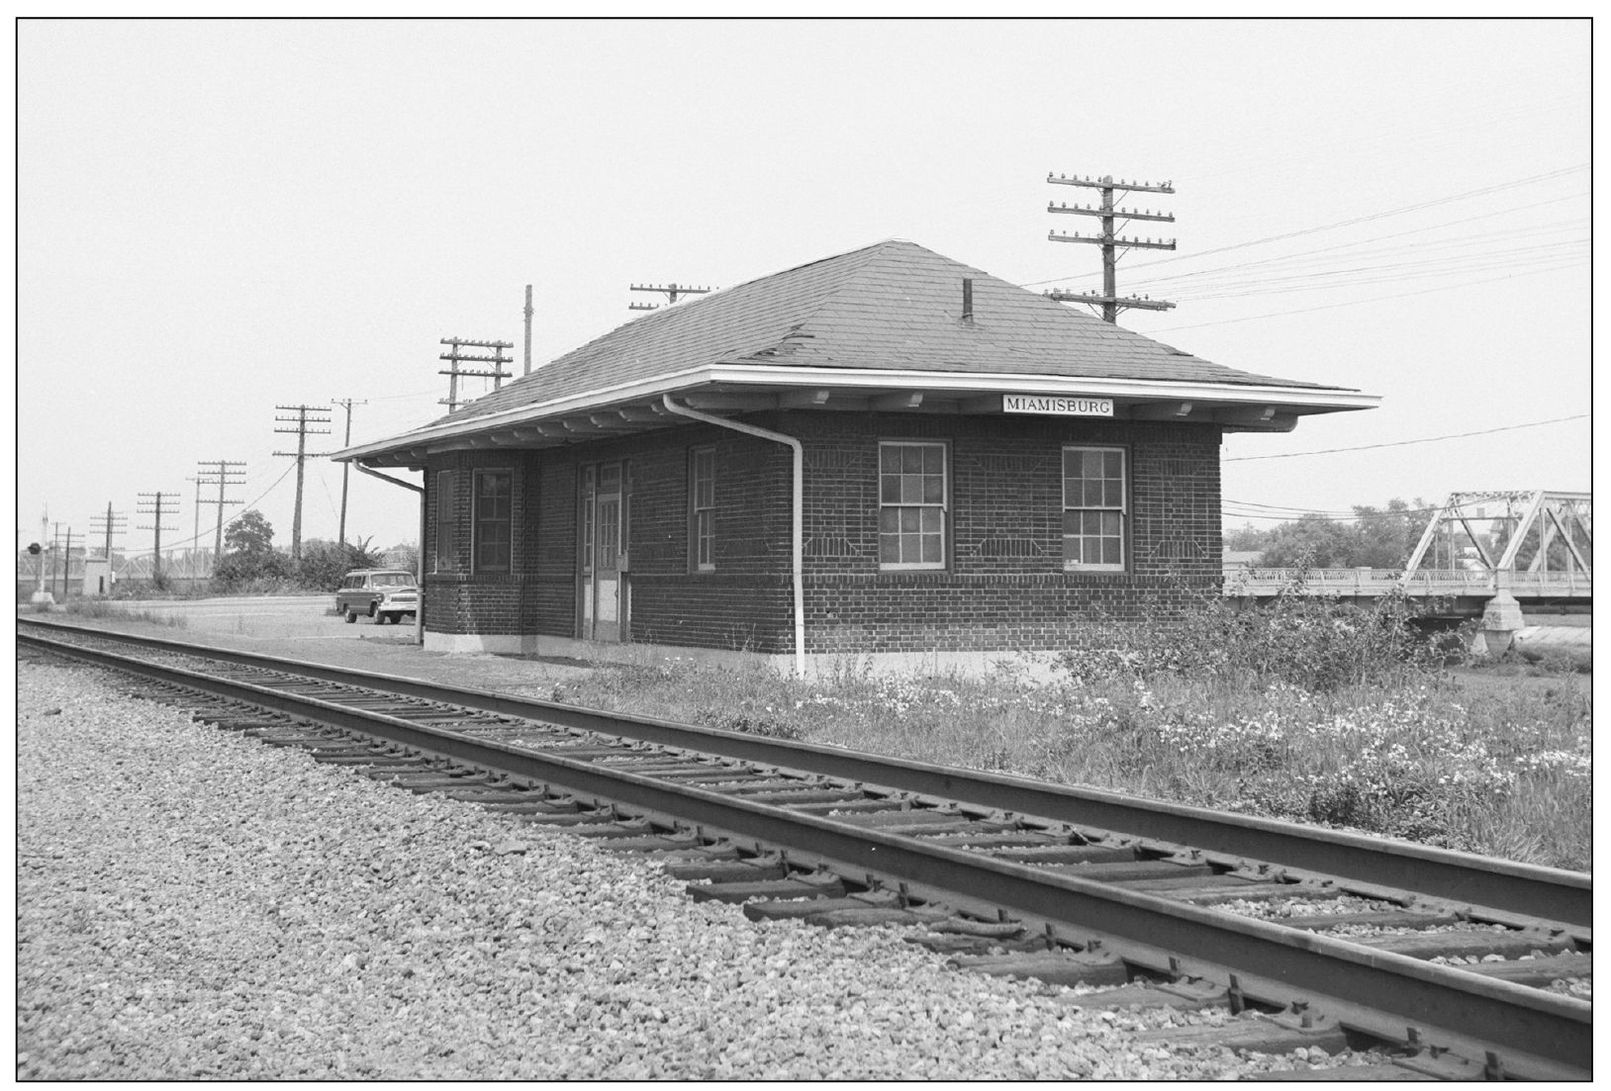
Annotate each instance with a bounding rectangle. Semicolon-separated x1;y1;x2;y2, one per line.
137;491;179;583
195;459;246;569
331;398;367;547
629;282;710;311
184;475;204;574
1046;172;1177;322
523;285;534;376
89;502;127;564
274;406;332;562
439;338;513;413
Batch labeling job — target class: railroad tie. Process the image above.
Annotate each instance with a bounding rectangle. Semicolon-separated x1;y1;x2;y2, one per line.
1133;1005;1349;1056
686;872;847;905
947;949;1129;988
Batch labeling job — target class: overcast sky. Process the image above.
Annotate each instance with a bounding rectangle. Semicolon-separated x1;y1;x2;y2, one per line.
16;18;1591;558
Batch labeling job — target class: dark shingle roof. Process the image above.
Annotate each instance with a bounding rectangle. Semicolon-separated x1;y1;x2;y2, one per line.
434;239;1335;427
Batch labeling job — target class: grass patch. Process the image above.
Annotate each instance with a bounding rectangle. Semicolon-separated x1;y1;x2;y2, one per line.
61;598;189;630
547;593;1589;871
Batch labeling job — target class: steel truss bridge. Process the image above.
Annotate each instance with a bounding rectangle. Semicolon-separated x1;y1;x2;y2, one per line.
1225;491;1591;609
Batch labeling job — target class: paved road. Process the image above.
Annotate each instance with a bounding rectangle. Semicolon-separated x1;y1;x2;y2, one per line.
37;595;414;642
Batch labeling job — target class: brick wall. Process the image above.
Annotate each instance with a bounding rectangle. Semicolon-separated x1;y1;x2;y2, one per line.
788;412;1222;653
422;411;1223;654
422;449;542;637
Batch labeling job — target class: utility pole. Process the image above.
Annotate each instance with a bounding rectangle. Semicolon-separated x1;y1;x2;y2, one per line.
438;338;513;413
274;407;331;563
523;285;534;376
330;399;367;548
137;491;179;584
629;283;711;311
194;460;246;572
89;502;127;569
185;475;202;573
1046;172;1177;322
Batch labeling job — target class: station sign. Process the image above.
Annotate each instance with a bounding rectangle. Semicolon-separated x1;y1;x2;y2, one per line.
1002;394;1114;417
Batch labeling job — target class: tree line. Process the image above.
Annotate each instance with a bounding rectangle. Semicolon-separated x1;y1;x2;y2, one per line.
213;510;416;593
1225;499;1428;569
1226;497;1577;572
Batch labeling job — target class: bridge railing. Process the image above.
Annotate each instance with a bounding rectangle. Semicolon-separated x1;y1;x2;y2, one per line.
1222;566;1590;598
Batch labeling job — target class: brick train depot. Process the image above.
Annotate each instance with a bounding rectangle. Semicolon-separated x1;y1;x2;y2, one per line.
336;240;1376;672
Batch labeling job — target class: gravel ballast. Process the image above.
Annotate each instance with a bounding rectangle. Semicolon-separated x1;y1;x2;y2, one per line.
20;656;1376;1080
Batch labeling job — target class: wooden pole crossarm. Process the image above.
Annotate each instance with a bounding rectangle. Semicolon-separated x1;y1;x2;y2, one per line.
1048;204;1176;223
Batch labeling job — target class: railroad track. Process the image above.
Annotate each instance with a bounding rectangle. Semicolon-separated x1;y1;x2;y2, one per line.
19;618;1592;1080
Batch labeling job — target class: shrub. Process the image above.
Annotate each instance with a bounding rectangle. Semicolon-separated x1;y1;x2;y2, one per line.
210;549;292;592
292;538;387;594
1058;583;1447;694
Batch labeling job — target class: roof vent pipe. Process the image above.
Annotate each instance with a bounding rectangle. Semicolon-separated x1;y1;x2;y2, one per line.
962;278;974;323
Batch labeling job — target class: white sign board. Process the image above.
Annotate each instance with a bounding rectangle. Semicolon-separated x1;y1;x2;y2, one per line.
1002;394;1114;417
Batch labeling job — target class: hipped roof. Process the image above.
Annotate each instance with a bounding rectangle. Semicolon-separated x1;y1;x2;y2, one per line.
339;239;1374;467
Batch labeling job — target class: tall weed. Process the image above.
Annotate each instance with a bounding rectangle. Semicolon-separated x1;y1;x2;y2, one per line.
542;596;1587;870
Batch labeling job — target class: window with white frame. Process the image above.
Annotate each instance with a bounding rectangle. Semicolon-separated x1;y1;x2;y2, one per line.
690;446;715;571
473;469;513;573
878;441;947;569
433;470;456;573
1062;446;1126;570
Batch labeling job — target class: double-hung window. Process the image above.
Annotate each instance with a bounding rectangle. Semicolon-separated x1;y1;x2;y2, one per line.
878;441;947;569
690;446;715;572
433;470;456;573
473;469;513;572
1062;446;1126;570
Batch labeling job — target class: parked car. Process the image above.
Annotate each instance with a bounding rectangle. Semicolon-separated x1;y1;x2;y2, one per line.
335;569;418;625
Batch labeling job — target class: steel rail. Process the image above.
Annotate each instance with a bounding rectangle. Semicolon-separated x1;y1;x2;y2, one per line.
20;628;1593;1079
18;619;1590;930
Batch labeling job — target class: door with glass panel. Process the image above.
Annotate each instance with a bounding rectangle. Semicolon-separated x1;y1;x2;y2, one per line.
577;461;627;641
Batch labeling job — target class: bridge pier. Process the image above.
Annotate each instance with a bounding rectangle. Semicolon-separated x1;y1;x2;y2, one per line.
1474;573;1525;657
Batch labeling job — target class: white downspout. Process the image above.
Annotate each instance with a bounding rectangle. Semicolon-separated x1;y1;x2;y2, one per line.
661;394;806;676
353;462;425;647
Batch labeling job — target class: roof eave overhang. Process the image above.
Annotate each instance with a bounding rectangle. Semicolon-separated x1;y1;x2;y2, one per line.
335;363;1380;468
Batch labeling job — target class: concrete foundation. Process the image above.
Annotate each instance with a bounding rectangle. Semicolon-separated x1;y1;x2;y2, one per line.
422;629;1064;681
1473;588;1526;656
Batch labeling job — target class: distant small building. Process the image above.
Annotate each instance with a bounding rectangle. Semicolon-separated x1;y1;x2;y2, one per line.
82;557;114;597
337;240;1377;672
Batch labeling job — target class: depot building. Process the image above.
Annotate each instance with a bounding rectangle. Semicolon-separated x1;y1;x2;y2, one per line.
335;240;1376;673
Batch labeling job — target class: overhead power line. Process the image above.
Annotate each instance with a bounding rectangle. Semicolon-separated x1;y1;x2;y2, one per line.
1223;498;1446;519
230;463;298;525
1023;163;1588;291
1225;413;1587;462
1104;222;1587;301
1106;205;1589;294
1149;262;1584;332
1160;243;1587;304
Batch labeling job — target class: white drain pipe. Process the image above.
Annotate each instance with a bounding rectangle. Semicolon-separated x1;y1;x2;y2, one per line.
662;394;805;676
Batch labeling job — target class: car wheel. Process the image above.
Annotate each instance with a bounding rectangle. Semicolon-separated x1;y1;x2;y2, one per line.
367;602;377;619
344;607;357;623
